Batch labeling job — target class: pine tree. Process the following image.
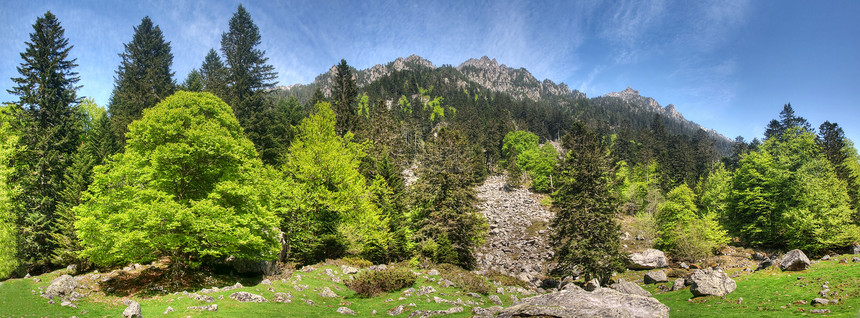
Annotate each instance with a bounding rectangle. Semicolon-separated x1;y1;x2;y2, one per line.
179;69;203;92
332;59;357;136
200;48;228;98
108;16;175;145
550;122;625;284
412;127;487;269
220;4;278;163
7;11;82;273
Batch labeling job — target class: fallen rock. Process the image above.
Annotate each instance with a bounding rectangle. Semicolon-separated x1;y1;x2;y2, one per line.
164;306;174;314
644;271;668;284
188;304;218;311
489;294;503;305
319;287;339;298
273;292;293;303
689;268;736;297
497;288;669;318
341;265;359;275
779;249;811;271
61;300;77;309
757;258;773;271
45;275;78;299
230;291;267;302
337;307;356;315
388;305;404;316
416;285;436;296
671;278;685;291
611;281;652;297
407;307;463;318
191;293;214;303
260;279;272;285
821;255;831;261
628;249;669;270
584;278;600;291
853;257;860;263
812;298;829;306
810;309;831;314
121;300;142;318
428;269;439;276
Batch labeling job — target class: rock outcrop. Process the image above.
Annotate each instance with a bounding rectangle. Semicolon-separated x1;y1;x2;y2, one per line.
628;249;669;270
689;268;736;297
611;281;653;297
644;270;668;284
457;56;585;101
474;175;553;285
497;288;669;318
780;249;811;271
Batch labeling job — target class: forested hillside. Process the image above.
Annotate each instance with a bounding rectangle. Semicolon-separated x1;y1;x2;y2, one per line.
2;7;859;303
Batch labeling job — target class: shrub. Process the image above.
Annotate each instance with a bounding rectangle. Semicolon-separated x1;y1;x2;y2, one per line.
438;263;492;294
345;267;416;297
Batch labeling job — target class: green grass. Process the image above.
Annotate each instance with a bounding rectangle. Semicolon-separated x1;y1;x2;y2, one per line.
0;264;525;317
646;256;860;317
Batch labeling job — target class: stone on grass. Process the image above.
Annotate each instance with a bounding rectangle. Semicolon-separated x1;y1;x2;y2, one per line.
388;305;404;316
644;270;668;284
812;298;829;306
497;288;669;318
779;249;811;271
689;268;736;297
407;307;463;318
821;255;831;261
489;294;503;306
45;275;78;299
319;287;339;298
341;265;359;275
121;300;141;318
628;249;669;270
611;281;652;297
188;304;218;311
337;307;356;315
810;309;831;314
260;278;272;285
428;269;439;276
230;291;267;302
671;278;685;291
164;306;174;314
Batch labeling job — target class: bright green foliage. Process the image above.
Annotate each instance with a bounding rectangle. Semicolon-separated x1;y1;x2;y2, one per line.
75;92;280;271
412;127;487;269
550;122;625;284
397;95;411;117
280;102;389;264
518;144;558;192
698;162;732;223
657;184;728;260
729;127;858;251
841;140;860;217
109;16;175;145
428;97;445;123
50;99;116;267
0;105;21;279
179;69;203;92
616;160;664;214
8;11;82;273
357;93;371;118
502;130;539;161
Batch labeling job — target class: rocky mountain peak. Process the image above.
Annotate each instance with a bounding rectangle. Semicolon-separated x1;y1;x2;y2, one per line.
457;56;585;101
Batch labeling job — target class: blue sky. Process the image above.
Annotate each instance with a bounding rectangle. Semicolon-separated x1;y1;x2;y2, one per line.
1;0;858;143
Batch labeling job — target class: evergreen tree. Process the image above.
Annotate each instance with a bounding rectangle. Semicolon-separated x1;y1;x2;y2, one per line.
332;59;357;136
220;4;279;164
108;16;175;145
179;69;203;92
412;127;487;268
0;104;21;279
550;122;625;284
200;48;228;98
7;11;82;273
50;99;114;267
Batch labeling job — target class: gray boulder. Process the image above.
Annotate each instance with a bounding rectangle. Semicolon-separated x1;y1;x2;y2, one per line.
850;244;860;254
497;288;669;318
628;249;669;270
779;249;811;271
489;294;503;305
689;268;736;297
671;278;685;291
341;265;359;275
644;271;668;284
337;307;356;315
757;258;773;271
611;281;652;297
230;291;268;302
188;304;218;311
45;275;78;299
319;287;339;298
122;300;142;318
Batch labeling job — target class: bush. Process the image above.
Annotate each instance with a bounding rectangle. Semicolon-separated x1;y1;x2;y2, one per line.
345;267;416;297
438;263;492;294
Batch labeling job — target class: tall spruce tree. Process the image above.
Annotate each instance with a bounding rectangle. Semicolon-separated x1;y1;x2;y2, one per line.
550;122;625;284
200;48;228;99
108;16;175;145
7;11;82;273
332;59;357;136
220;4;278;163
